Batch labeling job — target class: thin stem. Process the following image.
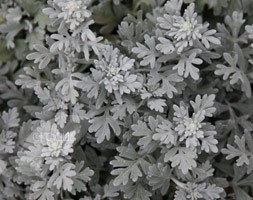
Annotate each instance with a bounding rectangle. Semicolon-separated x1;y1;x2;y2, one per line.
171;177;186;189
137;99;145;109
135;68;151;73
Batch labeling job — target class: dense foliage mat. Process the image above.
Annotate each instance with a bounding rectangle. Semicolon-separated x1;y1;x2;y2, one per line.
0;0;253;199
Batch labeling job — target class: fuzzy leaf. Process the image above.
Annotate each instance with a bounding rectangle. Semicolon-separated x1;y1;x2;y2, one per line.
88;111;121;143
147;163;171;195
190;94;216;117
132;116;160;149
132;35;158;68
153;120;177;145
110;145;150;186
1;107;20;129
222;131;253;173
164;147;197;174
173;53;203;80
26;44;54;69
122;183;152;200
52;163;76;192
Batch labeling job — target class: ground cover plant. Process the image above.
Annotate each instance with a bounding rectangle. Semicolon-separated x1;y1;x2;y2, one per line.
0;0;253;199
